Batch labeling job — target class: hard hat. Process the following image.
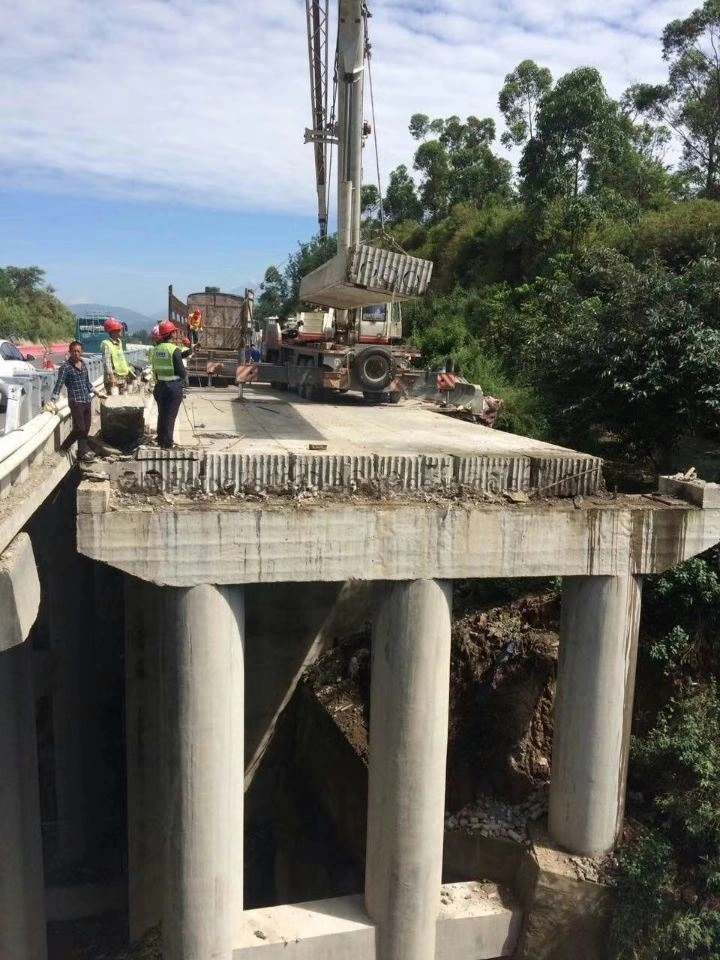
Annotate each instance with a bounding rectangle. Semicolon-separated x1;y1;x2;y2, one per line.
158;319;177;338
150;324;161;342
182;337;191;347
104;318;123;333
190;309;202;320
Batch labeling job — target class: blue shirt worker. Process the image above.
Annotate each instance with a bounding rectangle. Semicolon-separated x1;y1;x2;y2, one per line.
50;340;96;462
151;320;187;448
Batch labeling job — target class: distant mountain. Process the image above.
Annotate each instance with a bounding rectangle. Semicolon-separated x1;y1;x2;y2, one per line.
65;303;157;332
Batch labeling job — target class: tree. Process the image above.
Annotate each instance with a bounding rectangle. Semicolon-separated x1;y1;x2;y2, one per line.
410;114;514;222
0;265;75;341
519;68;625;202
384;164;423;224
255;266;289;320
498;59;552;148
626;0;720;198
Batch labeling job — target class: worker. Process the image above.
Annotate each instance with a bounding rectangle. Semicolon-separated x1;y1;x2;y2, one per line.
188;308;203;346
151;319;186;449
48;340;96;462
147;324;161;366
101;318;132;394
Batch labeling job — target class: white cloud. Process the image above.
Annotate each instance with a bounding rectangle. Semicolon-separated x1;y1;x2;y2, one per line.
0;0;695;217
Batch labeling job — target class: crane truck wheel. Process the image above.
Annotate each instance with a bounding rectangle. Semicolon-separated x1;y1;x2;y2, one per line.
355;347;396;392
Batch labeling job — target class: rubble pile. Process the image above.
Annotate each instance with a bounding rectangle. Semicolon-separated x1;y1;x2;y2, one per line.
445;787;549;846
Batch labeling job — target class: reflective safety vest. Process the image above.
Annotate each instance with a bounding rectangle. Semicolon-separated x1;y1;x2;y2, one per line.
102;338;129;376
152;342;180;381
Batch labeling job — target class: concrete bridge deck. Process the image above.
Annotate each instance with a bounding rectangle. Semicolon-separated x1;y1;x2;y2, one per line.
141;385;603;498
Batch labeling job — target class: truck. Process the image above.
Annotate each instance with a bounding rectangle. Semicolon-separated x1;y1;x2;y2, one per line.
74;314;128;355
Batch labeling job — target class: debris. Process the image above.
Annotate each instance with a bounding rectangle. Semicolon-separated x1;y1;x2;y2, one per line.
504;490;530;504
309;443;328;451
254;930;267;941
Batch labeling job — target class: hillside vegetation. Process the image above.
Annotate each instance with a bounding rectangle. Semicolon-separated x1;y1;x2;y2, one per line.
0;266;75;343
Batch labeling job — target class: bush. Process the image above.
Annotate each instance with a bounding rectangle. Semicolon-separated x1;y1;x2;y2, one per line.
611;686;720;959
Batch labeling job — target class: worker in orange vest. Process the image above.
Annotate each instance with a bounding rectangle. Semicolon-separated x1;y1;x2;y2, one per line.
188;309;203;347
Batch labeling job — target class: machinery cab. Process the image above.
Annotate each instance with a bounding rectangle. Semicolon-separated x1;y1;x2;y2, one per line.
358;303;402;344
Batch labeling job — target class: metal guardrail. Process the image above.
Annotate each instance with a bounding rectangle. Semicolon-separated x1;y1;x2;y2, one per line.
0;352;150;436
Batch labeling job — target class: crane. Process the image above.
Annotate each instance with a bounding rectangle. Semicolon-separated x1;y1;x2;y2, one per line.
299;2;433;315
305;0;330;238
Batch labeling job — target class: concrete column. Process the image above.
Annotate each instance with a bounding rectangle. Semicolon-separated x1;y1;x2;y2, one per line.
125;576;164;941
162;584;245;960
0;532;45;960
44;511;91;867
0;646;47;960
549;575;642;856
365;579;453;960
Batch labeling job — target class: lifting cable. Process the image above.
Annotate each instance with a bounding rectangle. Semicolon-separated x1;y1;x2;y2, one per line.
363;7;410;256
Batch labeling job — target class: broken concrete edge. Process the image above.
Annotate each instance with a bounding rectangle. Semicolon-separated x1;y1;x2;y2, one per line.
77;479;111;515
102;449;604;498
659;474;720;508
235;884;520;958
0;532;40;652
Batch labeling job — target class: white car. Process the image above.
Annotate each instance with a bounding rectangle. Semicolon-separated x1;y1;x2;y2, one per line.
0;340;38;413
0;340;36;378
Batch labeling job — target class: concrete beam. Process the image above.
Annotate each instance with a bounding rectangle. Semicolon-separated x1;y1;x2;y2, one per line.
365;580;452;960
77;499;720;586
162;584;245;960
234;884;520;959
549;576;642;856
0;532;40;652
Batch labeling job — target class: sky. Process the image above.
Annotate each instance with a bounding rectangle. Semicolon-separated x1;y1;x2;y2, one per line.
0;0;695;315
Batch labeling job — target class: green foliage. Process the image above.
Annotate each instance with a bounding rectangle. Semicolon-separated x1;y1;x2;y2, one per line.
498;59;552;148
405;289;550;438
599;199;720;269
612;687;720;959
406;114;513;223
0;265;75;342
643;551;720;678
627;0;720;198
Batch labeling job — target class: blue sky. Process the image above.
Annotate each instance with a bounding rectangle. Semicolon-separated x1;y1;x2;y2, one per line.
0;0;693;315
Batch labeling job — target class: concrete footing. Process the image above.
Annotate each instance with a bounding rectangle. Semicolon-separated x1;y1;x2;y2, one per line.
549;575;642;856
365;579;453;960
162;583;245;960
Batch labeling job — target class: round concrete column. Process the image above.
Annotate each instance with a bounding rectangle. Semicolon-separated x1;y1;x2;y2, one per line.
125;576;164;942
549;575;642;856
162;584;245;960
365;579;453;960
0;644;47;960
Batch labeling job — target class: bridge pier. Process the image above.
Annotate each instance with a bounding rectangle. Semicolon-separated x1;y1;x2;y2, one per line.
124;576;164;942
162;583;245;960
0;533;46;960
365;579;453;960
549;575;643;856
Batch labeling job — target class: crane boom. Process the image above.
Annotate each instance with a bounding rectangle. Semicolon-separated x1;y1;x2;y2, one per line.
305;0;330;237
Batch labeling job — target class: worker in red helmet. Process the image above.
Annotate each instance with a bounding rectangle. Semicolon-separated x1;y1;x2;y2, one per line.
188;308;203;347
151;320;186;448
101;317;132;395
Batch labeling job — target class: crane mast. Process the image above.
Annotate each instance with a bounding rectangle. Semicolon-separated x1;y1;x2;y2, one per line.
305;0;330;238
